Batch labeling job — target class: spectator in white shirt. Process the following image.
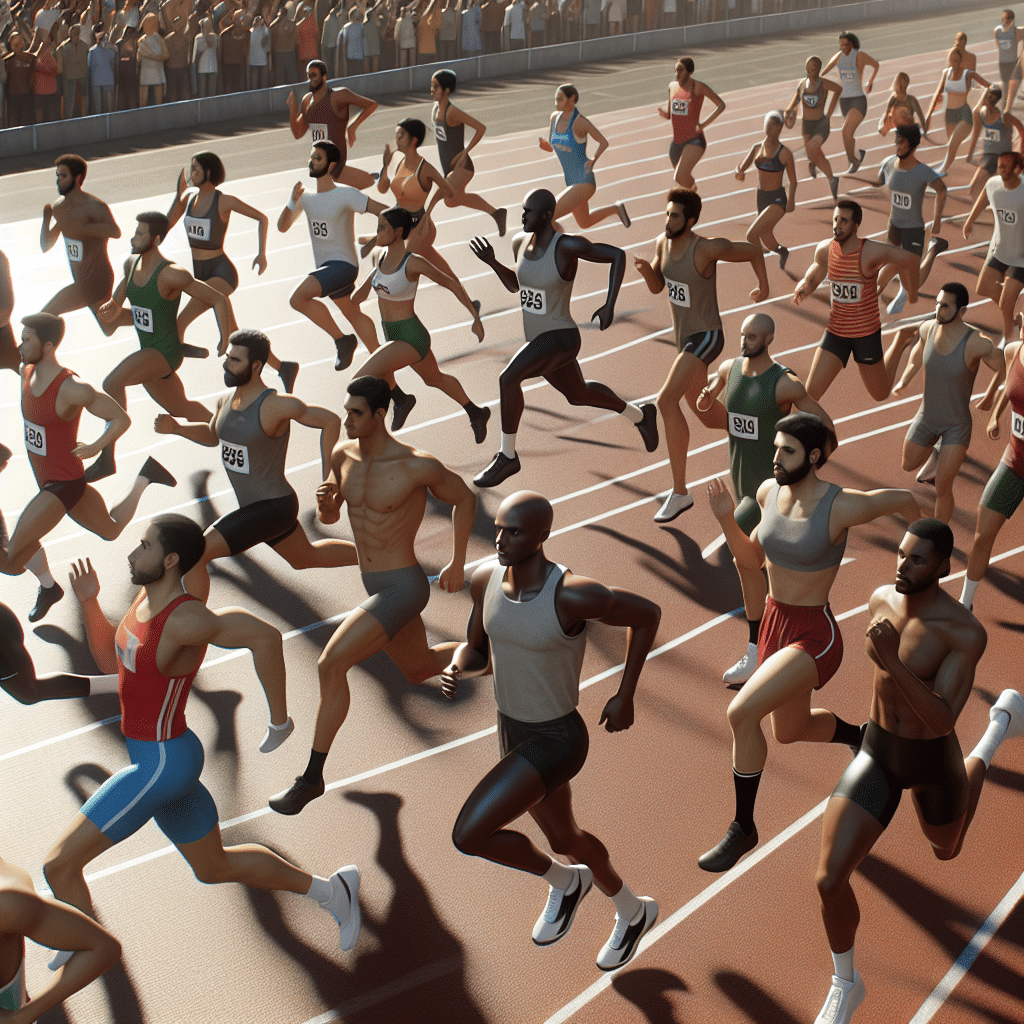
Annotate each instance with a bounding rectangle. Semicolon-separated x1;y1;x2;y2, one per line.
249;11;270;88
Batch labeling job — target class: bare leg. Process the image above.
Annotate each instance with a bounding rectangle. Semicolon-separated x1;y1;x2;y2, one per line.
177;823;310;892
673;142;705;190
965;503;1009;591
657;350;707;494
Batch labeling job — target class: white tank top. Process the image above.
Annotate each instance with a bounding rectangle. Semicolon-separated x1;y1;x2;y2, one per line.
371;253;418;303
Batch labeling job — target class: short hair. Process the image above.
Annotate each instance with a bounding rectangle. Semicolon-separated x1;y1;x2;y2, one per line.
939;281;970;311
192;151;225;187
895;123;921;150
21;312;65;348
230;328;270;367
676;56;694;73
433;68;457;93
313;139;343;169
776;411;830;467
906;517;954;560
55;154;87;184
839;30;860;49
136;211;170;244
382;206;414;239
989;85;1004;103
807;54;822;69
347;375;392;414
307;59;328;75
557;83;579;103
764;110;784;131
151;514;206;576
836;198;863;225
397;117;426;147
667;186;701;225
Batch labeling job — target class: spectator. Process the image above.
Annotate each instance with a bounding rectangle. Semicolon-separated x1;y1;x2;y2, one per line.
164;14;192;101
545;0;560;42
507;0;526;48
294;2;318;63
461;0;481;55
219;9;249;91
114;0;143;36
58;23;89;117
116;26;139;108
31;28;60;123
337;6;363;75
320;0;344;80
88;24;117;112
192;17;218;97
269;0;299;84
249;10;270;88
381;0;398;69
529;0;546;46
625;0;639;33
480;0;502;53
582;0;599;37
662;0;676;28
438;0;459;61
137;11;168;104
394;4;415;67
4;31;36;126
557;0;578;40
606;0;623;34
363;0;383;72
34;0;62;38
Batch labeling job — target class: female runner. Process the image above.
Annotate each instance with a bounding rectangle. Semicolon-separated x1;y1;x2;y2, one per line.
821;30;879;173
783;56;841;202
656;56;725;190
924;47;990;175
877;72;928;136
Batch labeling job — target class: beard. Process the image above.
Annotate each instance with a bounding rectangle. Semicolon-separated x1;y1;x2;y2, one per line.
224;362;254;388
130;562;165;585
774;454;813;486
308;162;330;179
666;223;686;239
56;179;74;196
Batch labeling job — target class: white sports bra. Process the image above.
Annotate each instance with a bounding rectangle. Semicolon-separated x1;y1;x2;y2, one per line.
371;253;419;303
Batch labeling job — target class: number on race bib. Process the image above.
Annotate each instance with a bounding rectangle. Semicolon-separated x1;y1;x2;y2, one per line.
310;124;328;142
116;630;140;674
840;69;855;81
185;217;210;241
804;93;819;108
892;191;912;209
311;220;329;237
666;280;690;307
65;239;83;262
520;286;547;314
830;281;863;303
985;128;1000;143
435;123;447;142
132;305;154;333
1012;410;1024;440
671;98;689;116
24;421;47;457
998;209;1018;224
221;441;249;474
1001;38;1012;48
728;412;758;440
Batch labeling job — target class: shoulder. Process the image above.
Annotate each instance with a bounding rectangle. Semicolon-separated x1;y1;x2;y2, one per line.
943;604;987;654
756;476;775;504
59;373;96;406
556;570;614;613
165;595;213;632
868;583;896;613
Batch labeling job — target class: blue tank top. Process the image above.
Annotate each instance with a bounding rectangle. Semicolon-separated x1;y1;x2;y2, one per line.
550;108;596;187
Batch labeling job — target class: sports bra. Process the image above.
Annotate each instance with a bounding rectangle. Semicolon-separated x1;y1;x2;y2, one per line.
759;481;847;572
390;156;430;210
802;78;824;112
754;142;788;174
371;252;418;303
944;72;969;94
183;189;228;251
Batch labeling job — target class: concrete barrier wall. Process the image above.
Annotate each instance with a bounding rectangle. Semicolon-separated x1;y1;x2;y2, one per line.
0;0;976;157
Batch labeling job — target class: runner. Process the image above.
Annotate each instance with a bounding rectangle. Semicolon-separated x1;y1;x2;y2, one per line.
795;200;920;402
269;376;477;815
734;111;798;268
0;314;176;625
277;141;388;374
811;519;1022;1024
822;31;879;173
39;154;122;334
443;490;661;971
891;284;1003;522
783;57;841;201
877;72;928;137
923;47;989;176
634;187;767;522
539;83;631;230
965;87;1023;203
657;56;725;191
698;411;918;873
39;522;362;964
0;249;17;375
165;151;298;392
351;207;490;443
995;9;1024;103
287;59;378;190
696;313;835;687
469;189;658;489
430;69;507;236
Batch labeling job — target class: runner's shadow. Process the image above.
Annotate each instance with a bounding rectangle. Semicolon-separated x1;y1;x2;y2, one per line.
713;969;802;1024
612;967;689;1023
29;624;93;669
188;685;243;756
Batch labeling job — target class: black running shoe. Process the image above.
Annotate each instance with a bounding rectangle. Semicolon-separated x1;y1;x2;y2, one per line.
493;208;507;237
473;452;521;488
596;897;659;971
698;821;759;872
29;583;65;623
83;448;116;483
139;457;177;488
334;335;357;371
269;775;326;815
467;404;491;445
636;403;659;453
391;390;417;431
778;245;790;272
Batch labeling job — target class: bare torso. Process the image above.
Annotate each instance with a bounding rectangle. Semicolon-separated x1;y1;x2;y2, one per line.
0;861;32;989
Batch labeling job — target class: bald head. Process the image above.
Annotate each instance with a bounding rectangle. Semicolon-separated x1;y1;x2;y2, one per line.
524;189;556;216
498;491;554;532
739;313;775;357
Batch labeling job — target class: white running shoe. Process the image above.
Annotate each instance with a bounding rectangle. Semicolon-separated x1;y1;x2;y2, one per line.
815;971;866;1024
723;642;759;689
595;897;658;971
886;286;908;315
916;445;940;484
324;865;362;951
532;865;593;945
654;492;694;523
259;716;295;753
992;689;1024;740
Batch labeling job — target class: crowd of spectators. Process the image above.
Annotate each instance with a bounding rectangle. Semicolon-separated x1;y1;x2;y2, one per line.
0;0;735;127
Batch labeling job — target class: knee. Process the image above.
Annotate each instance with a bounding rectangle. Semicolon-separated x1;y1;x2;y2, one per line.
815;861;846;901
901;452;915;472
443;195;457;208
497;367;522;394
726;697;755;734
656;389;680;414
289;290;305;311
745;226;758;245
317;649;353;684
451;816;484;857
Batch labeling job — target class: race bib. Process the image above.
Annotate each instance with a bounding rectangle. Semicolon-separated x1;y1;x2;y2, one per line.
1012;409;1024;440
998;208;1018;225
309;219;330;238
892;191;912;210
183;215;211;242
64;237;83;263
728;411;758;441
1000;38;1012;49
520;286;547;314
434;122;447;142
310;122;328;143
666;280;690;307
985;128;1001;143
116;629;140;674
132;305;154;333
671;98;689;116
24;420;46;457
221;441;249;474
803;93;819;108
830;280;863;303
840;69;855;82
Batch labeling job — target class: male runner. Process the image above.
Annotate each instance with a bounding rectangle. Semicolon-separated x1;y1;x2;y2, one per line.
277;141;388;373
39;517;361;965
635;186;768;522
287;59;378;190
892;284;1003;522
995;9;1024;102
269;376;477;815
795;200;920;402
469;189;658;489
39;155;122;334
812;519;1022;1024
699;412;918;872
875;124;948;315
155;329;358;625
696;313;834;686
89;211;234;482
0;313;176;624
0;852;120;1020
443;490;661;971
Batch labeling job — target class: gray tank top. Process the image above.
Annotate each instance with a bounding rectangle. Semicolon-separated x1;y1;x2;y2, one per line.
662;234;722;343
216;388;295;506
516;232;577;343
838;48;864;98
483;560;587;722
922;322;977;430
759;481;847;572
997;23;1018;64
433;104;466;177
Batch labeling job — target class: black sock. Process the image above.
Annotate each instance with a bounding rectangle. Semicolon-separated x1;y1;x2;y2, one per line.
392;384;408;399
732;769;762;834
302;749;328;786
463;401;481;415
830;715;863;747
747;618;761;646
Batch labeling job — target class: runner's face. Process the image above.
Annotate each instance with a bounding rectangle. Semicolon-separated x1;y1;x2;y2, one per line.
998;153;1019;182
308;66;323;90
429;77;444;100
131;222;154;253
665;203;688;238
190;158;206;186
395;126;415;152
675;62;689;84
522;199;549;233
805;58;820;78
839;37;852;54
895;135;911;159
223;346;254;387
55;164;76;196
935;292;960;324
832;208;856;242
308;148;331;177
494;503;545;565
895;532;945;593
555;89;571;111
128;526;168;585
376;215;399;245
343;395;382;437
18;328;45;366
739;321;769;357
773;431;814;485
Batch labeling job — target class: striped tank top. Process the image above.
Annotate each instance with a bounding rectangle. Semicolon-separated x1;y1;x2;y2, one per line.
826;240;880;337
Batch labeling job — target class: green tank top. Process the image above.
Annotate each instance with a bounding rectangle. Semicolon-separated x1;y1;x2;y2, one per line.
125;256;183;372
724;359;789;501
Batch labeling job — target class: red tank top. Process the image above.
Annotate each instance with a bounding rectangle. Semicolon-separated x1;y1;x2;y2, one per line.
306;88;350;154
115;592;206;742
826;240;880;337
1002;347;1024;474
21;366;84;484
669;81;704;144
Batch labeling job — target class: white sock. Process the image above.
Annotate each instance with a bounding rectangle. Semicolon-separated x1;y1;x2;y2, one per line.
542;859;575;890
500;431;517;459
621;402;644;424
969;712;1010;768
88;674;119;695
26;549;55;588
611;881;642;920
831;944;855;983
259;716;295;753
960;577;980;609
306;875;333;904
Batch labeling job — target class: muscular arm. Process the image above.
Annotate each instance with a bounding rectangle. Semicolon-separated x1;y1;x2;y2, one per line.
963;185;991;237
698;236;768;302
222;193;269;271
337;86;377;141
859;50;879;91
697;82;726;132
863;239;919;301
409;255;481;323
633;236;666;294
893;328;925;393
440;564;492;698
822;77;842;119
69;381;131;459
559;234;625;328
154;399;220;446
469;235;519;292
40;203;62;252
294;401;342;479
73;202;121;241
424;457;477;593
776;373;836;450
928;176;947;234
69;561;119;674
834;486;919;536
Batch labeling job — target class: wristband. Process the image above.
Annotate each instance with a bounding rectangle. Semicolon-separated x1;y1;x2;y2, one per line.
287;195;297;210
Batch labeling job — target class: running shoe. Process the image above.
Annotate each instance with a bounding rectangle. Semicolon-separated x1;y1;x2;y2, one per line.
778;245;790;272
616;201;631;228
992;689;1024;740
473;452;521;488
279;361;300;393
635;403;659;452
391;390;417;431
181;343;209;359
334;334;357;371
847;148;865;175
326;865;362;951
83;448;116;483
595;897;658;972
532;865;593;946
723;642;758;689
269;775;326;815
886;286;908;315
653;492;693;523
28;583;64;623
814;971;865;1024
698;821;759;872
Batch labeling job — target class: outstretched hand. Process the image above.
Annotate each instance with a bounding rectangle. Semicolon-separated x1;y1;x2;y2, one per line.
706;476;735;520
469;235;495;264
69;558;100;603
